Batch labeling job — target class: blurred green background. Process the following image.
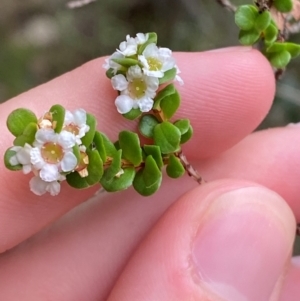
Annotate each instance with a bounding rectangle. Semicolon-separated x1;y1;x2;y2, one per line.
0;0;299;253
0;0;300;126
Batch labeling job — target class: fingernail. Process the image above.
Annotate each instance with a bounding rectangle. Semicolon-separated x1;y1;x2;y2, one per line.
207;46;252;53
192;186;295;301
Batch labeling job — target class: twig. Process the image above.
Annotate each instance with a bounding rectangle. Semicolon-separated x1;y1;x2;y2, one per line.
177;151;205;185
66;0;96;9
216;0;237;12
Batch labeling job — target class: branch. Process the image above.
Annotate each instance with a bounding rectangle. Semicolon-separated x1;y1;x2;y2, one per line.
216;0;236;12
66;0;96;9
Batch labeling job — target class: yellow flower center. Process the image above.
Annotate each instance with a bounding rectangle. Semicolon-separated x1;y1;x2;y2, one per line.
128;79;147;99
147;57;162;71
41;142;64;164
63;124;80;136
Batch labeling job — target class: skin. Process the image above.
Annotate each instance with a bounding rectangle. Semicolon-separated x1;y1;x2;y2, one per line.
0;47;299;301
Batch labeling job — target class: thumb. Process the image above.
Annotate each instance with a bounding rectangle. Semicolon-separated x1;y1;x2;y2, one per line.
107;180;296;301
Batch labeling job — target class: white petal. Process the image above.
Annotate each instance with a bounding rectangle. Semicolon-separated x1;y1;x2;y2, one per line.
46;181;61;196
73;108;87;126
143;43;159;57
10;146;22;152
176;74;184;86
143;69;164;78
138;97;154;112
22;164;32;174
102;58;110;70
111;74;128;91
115;95;134;114
64;110;74;125
138;55;150;69
136;33;149;44
145;76;159;94
9;155;19;166
35;129;57;144
29;176;48;196
61;151;77;172
78;125;90;138
127;65;142;79
40;164;59;182
30;148;45;169
16;146;32;165
158;47;172;57
58;131;76;149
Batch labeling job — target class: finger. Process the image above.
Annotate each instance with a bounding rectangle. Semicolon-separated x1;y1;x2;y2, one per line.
107;182;295;301
0;181;295;301
279;257;300;301
0;48;275;252
199;125;300;220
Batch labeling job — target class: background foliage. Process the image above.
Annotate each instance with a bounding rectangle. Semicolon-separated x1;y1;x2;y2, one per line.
0;0;299;252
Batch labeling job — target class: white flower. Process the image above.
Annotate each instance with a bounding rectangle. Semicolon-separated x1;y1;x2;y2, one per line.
175;65;184;86
29;176;62;196
111;65;159;114
9;143;32;174
102;51;124;74
30;129;78;182
63;108;90;144
118;35;138;56
138;43;176;78
135;33;149;44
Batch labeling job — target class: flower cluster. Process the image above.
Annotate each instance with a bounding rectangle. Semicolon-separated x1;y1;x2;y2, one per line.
103;32;183;115
5;106;90;196
4;32;199;197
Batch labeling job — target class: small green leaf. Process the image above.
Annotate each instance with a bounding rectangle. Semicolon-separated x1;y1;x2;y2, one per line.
153;84;175;109
139;114;160;138
133;157;162;197
269;50;291;68
180;125;193;144
160;89;180;120
119;131;143;166
142;155;162;188
81;113;97;148
166;154;185;178
285;43;300;58
143;145;163;169
13;122;38;146
93;131;106;162
103;149;122;181
66;149;103;189
112;58;140;68
50;104;65;133
106;68;115;79
7;108;37;137
153;122;181;154
174;119;190;135
99;133;117;157
72;144;81;164
123;108;142;120
255;11;271;31
159;68;177;85
100;167;136;192
266;42;286;53
235;5;258;31
4;148;23;171
239;29;260;45
138;32;158;54
273;0;293;13
264;24;278;44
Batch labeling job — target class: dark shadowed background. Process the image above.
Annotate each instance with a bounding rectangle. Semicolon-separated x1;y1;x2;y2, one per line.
0;0;299;253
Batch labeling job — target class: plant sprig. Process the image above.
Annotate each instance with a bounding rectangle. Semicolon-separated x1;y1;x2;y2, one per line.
4;32;203;197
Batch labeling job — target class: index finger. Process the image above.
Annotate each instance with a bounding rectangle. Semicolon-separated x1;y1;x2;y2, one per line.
0;47;275;252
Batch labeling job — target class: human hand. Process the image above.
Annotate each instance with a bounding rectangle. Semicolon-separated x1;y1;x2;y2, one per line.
0;47;299;301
